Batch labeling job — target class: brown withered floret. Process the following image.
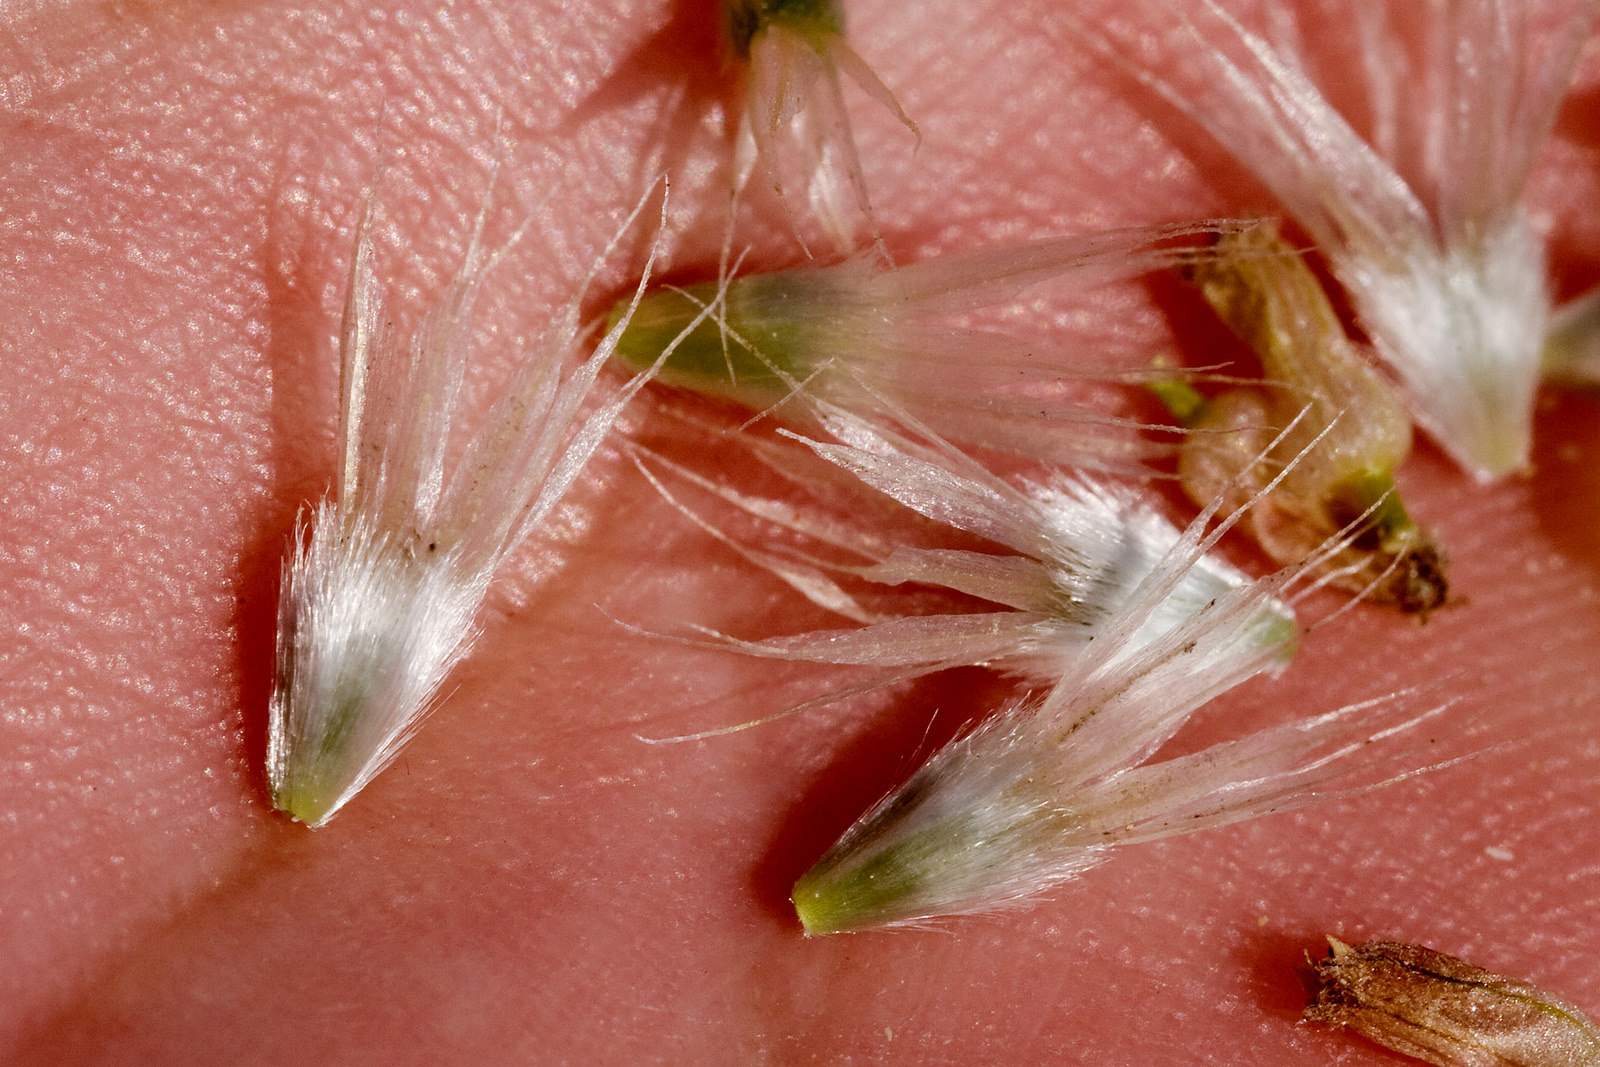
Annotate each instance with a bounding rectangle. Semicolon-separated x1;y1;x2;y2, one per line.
1158;221;1448;614
1306;937;1600;1067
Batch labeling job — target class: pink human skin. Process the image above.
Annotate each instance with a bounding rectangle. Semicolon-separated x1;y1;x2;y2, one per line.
1;0;1597;1063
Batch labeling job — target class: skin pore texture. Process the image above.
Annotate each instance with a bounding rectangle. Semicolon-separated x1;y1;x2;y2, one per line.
2;0;1598;1062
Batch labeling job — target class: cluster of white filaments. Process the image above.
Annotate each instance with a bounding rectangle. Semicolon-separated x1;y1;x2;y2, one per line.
1074;0;1598;480
268;189;705;827
639;402;1297;696
638;402;1450;933
587;0;1596;933
258;0;1592;958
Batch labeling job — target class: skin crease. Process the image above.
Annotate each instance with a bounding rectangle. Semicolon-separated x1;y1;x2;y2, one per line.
1;0;1598;1062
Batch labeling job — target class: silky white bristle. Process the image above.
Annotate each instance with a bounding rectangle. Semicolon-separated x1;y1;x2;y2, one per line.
639;401;1296;713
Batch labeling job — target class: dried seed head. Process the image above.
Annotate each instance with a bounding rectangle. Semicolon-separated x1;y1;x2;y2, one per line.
1163;221;1447;614
1306;937;1600;1067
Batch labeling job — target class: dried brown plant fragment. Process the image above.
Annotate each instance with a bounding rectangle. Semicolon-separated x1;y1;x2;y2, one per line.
1306;937;1600;1067
1161;221;1447;614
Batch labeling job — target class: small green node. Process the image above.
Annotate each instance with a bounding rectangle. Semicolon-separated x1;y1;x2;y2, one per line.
1146;358;1209;426
723;0;845;58
1334;467;1416;549
272;782;332;827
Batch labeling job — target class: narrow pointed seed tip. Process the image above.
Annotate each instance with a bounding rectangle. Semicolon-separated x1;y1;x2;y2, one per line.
271;787;328;828
793;846;924;936
792;874;839;936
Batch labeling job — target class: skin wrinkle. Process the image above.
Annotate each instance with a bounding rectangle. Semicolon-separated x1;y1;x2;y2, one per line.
0;0;1598;1062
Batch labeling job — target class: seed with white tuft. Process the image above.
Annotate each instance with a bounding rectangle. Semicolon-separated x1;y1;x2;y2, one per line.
611;221;1253;470
787;518;1442;934
267;183;707;827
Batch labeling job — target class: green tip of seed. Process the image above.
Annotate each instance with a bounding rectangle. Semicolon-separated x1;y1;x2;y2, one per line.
723;0;846;58
608;284;724;378
271;790;331;828
1146;358;1209;426
793;857;915;936
270;751;352;827
1335;468;1414;545
1255;609;1301;662
792;813;965;935
792;872;839;936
